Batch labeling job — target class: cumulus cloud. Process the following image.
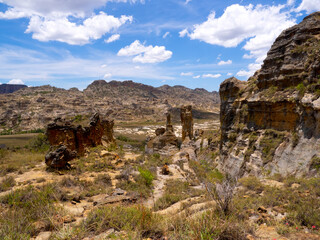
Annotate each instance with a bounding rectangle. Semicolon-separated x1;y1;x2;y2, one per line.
193;75;200;79
296;0;320;13
202;74;221;78
25;13;132;45
105;34;120;43
0;0;144;18
227;73;233;76
180;72;193;76
180;3;296;77
104;73;112;79
236;63;261;78
8;79;24;84
0;0;136;45
117;40;172;63
218;60;232;65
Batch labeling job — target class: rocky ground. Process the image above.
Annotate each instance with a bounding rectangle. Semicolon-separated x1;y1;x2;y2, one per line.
0;128;320;240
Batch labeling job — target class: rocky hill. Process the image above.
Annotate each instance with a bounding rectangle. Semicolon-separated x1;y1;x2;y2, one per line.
0;80;219;133
219;12;320;177
0;84;27;94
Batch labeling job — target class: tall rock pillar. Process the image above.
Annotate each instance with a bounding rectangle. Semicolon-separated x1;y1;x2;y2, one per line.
181;105;193;141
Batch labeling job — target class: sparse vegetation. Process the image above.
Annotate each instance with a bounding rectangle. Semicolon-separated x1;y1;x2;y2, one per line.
0;184;63;239
0;176;16;192
260;129;285;164
154;179;203;211
310;155;320;171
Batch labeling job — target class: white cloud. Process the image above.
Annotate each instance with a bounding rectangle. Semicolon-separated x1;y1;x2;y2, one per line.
0;0;144;18
180;72;193;76
296;0;320;13
179;29;188;37
103;73;112;79
0;45;175;89
25;13;132;45
287;0;295;6
218;59;232;65
8;79;24;85
0;0;136;45
117;40;172;63
227;73;233;76
163;31;170;39
181;3;296;77
105;34;120;43
236;63;261;78
185;0;192;4
193;75;200;79
202;73;221;78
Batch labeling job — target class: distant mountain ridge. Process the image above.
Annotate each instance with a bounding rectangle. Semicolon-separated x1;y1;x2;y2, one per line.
0;80;219;133
0;84;27;94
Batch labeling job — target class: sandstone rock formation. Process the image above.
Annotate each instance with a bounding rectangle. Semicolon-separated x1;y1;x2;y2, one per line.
219;12;320;177
0;81;219;133
181;105;194;141
46;113;114;156
45;145;77;169
146;113;178;154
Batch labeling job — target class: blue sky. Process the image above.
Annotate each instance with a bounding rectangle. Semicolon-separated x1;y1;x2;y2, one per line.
0;0;319;91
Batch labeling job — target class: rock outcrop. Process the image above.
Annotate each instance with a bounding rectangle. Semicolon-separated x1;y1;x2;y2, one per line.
146;113;179;154
219;12;320;177
0;84;27;94
181;105;194;141
46;113;114;156
45;145;77;169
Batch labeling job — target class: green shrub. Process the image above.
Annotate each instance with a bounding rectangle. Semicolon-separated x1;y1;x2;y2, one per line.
296;83;306;96
239;176;264;192
138;168;154;187
310;155;320;171
27;134;50;153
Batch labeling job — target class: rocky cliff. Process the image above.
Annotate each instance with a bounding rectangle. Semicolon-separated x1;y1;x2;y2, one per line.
219;12;320;177
0;81;219;133
0;84;27;94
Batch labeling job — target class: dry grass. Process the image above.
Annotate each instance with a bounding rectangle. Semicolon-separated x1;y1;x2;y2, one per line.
0;184;63;239
0;150;44;176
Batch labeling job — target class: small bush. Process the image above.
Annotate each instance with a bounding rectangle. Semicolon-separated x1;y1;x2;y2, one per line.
296;83;306;97
310;155;320;171
138;168;154;187
94;173;112;186
0;176;16;192
239;176;264;192
27;134;50;153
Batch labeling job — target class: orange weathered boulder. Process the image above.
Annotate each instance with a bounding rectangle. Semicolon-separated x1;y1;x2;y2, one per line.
46;113;114;156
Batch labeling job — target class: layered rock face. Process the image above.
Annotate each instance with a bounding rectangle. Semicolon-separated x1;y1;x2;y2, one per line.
219;12;320;177
47;113;114;156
